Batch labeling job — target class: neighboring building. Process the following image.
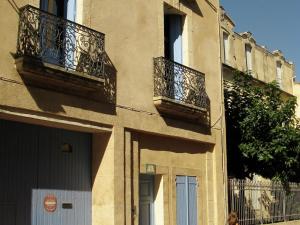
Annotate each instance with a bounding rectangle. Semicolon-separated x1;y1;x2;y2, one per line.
220;6;295;95
0;1;227;225
294;82;300;118
220;6;300;224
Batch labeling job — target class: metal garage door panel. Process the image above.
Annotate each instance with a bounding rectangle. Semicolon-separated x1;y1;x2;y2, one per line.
0;120;91;225
32;189;91;225
0;204;16;225
33;125;91;225
37;126;91;191
0;120;39;225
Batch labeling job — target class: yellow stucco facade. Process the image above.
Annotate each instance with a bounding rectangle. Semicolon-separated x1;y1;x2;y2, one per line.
220;6;295;95
293;82;300;118
0;0;227;225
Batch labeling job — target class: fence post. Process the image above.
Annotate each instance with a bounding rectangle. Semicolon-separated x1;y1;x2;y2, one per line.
260;182;263;225
283;190;286;221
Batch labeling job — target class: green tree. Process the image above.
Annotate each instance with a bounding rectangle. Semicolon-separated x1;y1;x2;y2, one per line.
224;71;300;186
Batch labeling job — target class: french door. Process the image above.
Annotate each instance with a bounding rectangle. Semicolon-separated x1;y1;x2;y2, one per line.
40;0;76;68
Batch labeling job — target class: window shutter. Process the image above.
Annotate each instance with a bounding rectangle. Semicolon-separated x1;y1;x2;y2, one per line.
176;176;198;225
176;176;188;225
188;176;198;225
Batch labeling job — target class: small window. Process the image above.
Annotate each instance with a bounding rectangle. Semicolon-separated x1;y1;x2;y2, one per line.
245;44;252;73
223;32;230;63
276;61;282;88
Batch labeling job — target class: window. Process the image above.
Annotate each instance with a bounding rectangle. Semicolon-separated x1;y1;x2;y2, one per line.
176;176;198;225
276;61;282;88
164;13;184;100
40;0;77;68
164;14;183;63
245;44;252;73
40;0;76;21
223;32;230;63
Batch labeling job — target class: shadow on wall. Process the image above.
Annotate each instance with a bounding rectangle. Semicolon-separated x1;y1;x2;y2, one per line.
13;51;117;115
162;95;211;135
180;0;203;17
138;132;213;154
91;132;112;187
7;0;19;14
10;0;117;115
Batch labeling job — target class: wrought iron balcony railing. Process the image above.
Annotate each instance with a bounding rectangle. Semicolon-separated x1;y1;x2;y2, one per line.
16;5;105;78
153;57;208;110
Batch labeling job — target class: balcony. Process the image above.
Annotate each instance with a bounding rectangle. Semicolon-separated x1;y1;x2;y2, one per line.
15;5;106;96
153;57;208;121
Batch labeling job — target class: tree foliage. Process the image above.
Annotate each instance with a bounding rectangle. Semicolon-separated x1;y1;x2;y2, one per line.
224;71;300;185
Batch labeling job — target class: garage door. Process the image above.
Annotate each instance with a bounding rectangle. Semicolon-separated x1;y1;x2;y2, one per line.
0;119;91;225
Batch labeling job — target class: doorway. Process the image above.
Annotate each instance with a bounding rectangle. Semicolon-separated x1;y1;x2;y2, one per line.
139;175;155;225
164;13;184;101
40;0;77;68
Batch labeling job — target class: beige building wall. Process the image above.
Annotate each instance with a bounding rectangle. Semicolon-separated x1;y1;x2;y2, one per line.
293;83;300;118
0;0;227;225
220;7;295;95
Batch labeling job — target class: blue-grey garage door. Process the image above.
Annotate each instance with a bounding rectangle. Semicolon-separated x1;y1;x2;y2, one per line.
0;119;91;225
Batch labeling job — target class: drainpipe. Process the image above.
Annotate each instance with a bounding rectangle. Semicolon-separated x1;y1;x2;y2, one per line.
217;5;229;225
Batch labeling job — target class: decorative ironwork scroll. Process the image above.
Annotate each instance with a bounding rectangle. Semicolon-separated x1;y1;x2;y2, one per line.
153;57;208;109
16;5;105;78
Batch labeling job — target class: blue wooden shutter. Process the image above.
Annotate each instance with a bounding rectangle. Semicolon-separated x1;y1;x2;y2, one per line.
177;176;188;225
176;176;198;225
188;177;198;225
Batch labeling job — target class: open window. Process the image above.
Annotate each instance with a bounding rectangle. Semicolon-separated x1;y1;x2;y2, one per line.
245;44;253;73
40;0;77;68
164;7;186;102
276;61;282;88
223;32;230;64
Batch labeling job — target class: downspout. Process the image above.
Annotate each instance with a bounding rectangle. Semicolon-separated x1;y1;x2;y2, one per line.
217;5;229;225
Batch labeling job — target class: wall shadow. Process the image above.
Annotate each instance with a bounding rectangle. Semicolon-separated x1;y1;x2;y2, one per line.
180;0;203;17
160;94;211;135
13;51;117;116
91;132;111;187
138;132;213;154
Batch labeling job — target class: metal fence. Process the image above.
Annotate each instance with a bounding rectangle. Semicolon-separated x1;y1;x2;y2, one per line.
228;179;300;225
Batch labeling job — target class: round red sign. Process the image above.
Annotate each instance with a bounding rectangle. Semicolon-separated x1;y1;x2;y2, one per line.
44;195;57;213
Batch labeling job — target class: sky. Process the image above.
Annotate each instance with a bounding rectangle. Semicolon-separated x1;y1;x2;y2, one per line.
220;0;300;81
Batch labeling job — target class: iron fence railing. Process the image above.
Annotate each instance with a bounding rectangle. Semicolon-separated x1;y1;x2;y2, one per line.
228;179;300;225
16;5;105;78
153;57;208;110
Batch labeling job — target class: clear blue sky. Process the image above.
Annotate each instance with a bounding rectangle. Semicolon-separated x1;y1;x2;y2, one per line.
220;0;300;81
